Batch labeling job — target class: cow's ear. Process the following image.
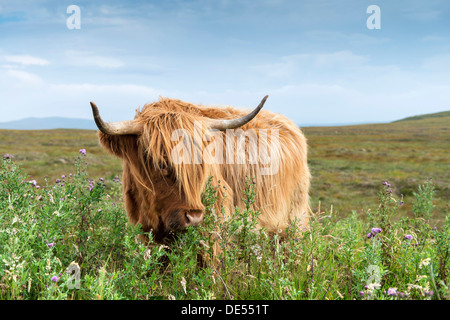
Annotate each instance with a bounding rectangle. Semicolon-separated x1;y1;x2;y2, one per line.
98;132;138;159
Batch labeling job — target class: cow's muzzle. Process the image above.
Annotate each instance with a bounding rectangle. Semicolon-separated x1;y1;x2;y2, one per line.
184;209;204;227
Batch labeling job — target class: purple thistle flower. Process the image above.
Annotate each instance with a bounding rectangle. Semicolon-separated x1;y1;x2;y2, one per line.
47;242;55;248
79;148;87;156
399;201;404;206
387;288;398;296
404;235;413;240
51;276;59;282
367;233;372;239
359;291;364;298
28;180;37;186
56;179;61;183
99;177;104;182
371;228;382;234
382;181;391;187
61;175;66;179
4;154;11;159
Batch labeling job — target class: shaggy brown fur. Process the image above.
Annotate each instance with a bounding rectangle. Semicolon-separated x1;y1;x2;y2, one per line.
98;97;311;244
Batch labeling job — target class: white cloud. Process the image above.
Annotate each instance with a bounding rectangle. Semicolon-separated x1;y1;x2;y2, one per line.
303;31;391;46
422;54;450;71
252;51;370;79
65;50;124;68
421;35;450;42
4;55;50;66
6;69;43;84
51;83;158;97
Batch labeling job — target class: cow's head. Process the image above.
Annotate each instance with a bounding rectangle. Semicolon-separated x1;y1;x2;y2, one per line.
91;96;267;240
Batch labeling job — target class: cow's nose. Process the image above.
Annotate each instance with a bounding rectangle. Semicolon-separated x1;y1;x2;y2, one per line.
185;210;204;227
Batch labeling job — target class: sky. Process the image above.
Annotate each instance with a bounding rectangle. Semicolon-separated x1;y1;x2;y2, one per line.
0;0;449;126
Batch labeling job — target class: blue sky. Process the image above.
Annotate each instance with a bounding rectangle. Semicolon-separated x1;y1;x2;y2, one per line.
0;0;449;125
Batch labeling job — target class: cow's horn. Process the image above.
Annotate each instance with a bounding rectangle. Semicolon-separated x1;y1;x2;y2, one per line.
90;102;142;135
207;95;268;131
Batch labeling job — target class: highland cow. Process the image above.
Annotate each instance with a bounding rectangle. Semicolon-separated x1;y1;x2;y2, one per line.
90;95;311;244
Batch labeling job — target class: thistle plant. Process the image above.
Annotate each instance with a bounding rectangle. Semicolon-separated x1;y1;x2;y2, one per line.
0;153;448;300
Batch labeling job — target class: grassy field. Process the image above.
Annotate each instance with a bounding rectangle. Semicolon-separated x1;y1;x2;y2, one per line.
303;111;449;225
0;111;449;301
1;111;448;224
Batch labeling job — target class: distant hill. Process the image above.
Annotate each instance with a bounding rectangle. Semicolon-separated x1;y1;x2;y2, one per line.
0;117;97;130
392;110;450;123
1;110;448;130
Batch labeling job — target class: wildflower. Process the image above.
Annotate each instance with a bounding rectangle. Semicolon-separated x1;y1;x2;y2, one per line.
359;291;364;298
368;227;381;239
28;180;37;187
419;258;431;269
404;235;413;240
61;175;66;179
371;228;382;234
425;290;433;297
3;154;11;159
79;148;86;156
399;201;404;206
382;181;391;187
387;288;398;296
432;226;437;231
51;276;59;282
56;179;61;183
47;242;55;248
99;177;104;182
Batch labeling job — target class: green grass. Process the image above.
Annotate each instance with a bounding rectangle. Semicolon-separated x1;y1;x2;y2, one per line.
0;112;449;300
302;113;449;225
1;112;448;225
0;155;449;300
